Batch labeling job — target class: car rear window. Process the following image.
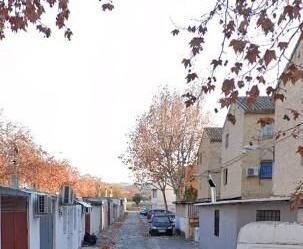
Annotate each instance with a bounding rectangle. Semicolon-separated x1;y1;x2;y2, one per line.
153;216;170;223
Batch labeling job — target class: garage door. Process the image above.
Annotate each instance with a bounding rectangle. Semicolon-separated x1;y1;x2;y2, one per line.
1;195;28;249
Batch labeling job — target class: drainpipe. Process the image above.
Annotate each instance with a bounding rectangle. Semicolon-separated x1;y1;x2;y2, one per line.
208;174;216;203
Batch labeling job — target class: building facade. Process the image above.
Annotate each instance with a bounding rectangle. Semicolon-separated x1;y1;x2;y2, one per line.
274;39;303;197
197;127;223;201
220;97;275;199
196;96;303;249
197;198;299;249
151;185;176;212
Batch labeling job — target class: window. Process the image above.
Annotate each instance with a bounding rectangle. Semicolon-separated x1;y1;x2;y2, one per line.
256;210;280;221
260;161;273;179
214;210;220;236
223;168;228;185
262;124;274;139
152;189;157;198
225;133;229;148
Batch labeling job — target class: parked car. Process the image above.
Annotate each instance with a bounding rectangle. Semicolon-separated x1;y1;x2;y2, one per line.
149;214;173;236
139;207;148;216
147;209;166;222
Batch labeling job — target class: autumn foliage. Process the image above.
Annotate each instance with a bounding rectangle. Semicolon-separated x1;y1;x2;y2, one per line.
173;1;303;118
0;0;114;40
173;0;303;174
0;115;123;198
122;87;209;202
175;0;303;105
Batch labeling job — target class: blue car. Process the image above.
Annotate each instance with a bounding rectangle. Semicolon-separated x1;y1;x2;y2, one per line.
149;214;173;236
139;207;148;216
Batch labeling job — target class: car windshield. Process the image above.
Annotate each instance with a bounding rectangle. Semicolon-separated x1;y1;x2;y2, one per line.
152;216;170;224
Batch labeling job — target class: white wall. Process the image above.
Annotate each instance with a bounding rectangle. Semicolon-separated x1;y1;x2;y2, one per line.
90;206;101;235
28;194;40;249
237;222;303;249
199;201;298;249
54;202;84;249
175;216;189;238
100;205;106;230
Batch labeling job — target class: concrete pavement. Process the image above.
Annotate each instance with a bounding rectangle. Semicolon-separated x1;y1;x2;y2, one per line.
96;211;199;249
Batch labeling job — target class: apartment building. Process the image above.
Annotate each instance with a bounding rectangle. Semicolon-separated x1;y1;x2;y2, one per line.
197;96;301;249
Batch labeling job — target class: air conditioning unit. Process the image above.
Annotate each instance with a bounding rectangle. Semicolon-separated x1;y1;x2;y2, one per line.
35;195;50;215
61;185;74;205
246;167;259;177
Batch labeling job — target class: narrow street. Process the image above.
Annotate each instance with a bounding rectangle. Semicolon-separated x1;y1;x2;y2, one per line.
97;212;199;249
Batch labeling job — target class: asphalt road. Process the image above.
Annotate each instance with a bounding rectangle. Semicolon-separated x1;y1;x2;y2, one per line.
112;211;199;249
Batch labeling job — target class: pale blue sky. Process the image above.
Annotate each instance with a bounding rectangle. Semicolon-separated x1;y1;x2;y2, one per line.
0;0;224;183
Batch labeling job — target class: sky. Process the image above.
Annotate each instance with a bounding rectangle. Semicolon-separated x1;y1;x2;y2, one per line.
0;0;225;183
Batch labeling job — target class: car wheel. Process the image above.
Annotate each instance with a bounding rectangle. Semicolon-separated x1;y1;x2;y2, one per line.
167;230;173;236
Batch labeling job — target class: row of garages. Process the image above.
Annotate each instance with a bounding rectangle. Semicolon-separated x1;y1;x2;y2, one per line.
0;185;125;249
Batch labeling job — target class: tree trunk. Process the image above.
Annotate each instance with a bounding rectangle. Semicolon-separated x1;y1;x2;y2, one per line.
161;188;168;211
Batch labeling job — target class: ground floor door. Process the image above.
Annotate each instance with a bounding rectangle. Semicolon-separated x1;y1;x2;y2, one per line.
1;195;28;249
85;213;90;233
40;213;54;249
108;203;111;225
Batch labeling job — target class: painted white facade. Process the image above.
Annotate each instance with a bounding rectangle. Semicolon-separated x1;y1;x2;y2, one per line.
4;189;85;249
28;193;40;249
0;187;125;249
175;202;199;239
85;197;125;235
101;202;108;230
175;216;189;237
237;222;303;249
151;185;176;212
54;202;84;249
90;205;101;235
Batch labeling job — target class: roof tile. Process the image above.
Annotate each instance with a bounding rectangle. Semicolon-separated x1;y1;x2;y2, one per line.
204;127;223;142
237;96;274;113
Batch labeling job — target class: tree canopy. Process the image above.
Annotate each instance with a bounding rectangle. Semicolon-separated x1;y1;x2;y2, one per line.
122;87;209;200
172;0;303;159
174;0;303;106
0;0;114;40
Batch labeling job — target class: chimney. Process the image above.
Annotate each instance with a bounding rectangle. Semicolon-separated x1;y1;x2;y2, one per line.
11;159;19;188
210;187;216;203
10;143;19;188
208;174;216;203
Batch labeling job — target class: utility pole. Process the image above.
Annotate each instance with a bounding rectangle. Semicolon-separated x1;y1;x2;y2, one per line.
109;187;113;197
10;142;19;188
